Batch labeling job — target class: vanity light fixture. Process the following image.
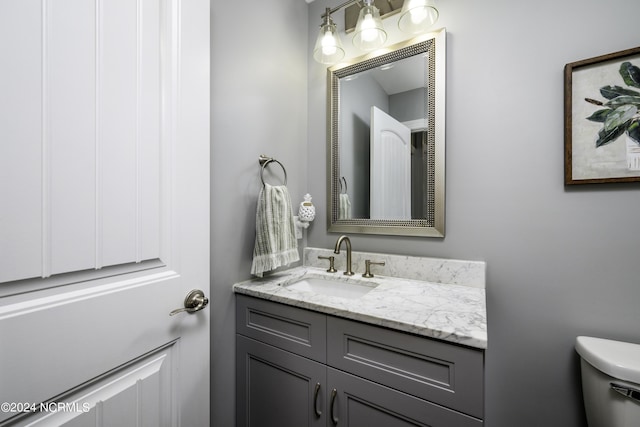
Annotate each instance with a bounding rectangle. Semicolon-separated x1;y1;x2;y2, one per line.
352;0;387;51
313;8;346;64
398;0;439;34
313;0;439;64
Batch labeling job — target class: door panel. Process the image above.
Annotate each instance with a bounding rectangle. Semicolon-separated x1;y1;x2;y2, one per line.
370;106;411;220
99;0;161;268
1;273;182;423
47;0;97;275
8;342;176;426
0;0;209;425
1;0;163;283
0;0;43;283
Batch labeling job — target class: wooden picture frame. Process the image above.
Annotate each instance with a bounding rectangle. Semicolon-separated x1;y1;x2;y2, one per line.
564;46;640;184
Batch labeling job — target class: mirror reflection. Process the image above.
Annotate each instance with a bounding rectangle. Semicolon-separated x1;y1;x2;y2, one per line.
339;53;428;220
328;30;445;237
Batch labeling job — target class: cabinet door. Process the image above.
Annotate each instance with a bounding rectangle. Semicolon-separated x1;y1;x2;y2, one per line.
327;368;483;427
237;335;326;427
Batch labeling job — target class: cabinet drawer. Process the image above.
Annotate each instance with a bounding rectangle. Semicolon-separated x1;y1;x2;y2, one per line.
327;316;484;418
236;295;326;363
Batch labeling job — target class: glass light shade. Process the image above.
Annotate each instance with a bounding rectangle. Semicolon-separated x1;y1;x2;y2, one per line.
313;20;345;64
352;5;387;51
398;0;439;34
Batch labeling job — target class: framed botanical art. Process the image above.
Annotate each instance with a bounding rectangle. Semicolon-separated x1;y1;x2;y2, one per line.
564;46;640;184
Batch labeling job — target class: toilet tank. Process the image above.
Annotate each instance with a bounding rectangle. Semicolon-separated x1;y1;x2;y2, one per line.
576;336;640;427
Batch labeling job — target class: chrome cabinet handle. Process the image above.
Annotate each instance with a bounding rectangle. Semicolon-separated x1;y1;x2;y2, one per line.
313;382;322;417
330;388;338;425
170;289;209;316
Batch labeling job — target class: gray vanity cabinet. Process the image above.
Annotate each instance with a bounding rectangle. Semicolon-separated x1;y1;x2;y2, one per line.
236;294;484;427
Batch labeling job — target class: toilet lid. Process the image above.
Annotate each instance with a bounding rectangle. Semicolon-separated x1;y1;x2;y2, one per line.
576;336;640;384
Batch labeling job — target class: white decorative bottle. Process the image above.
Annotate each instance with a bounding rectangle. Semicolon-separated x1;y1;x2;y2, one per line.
298;194;316;222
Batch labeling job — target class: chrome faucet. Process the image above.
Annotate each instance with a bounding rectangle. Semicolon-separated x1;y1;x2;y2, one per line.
334;235;354;276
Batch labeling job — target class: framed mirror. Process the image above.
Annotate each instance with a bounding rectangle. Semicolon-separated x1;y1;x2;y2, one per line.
327;29;446;237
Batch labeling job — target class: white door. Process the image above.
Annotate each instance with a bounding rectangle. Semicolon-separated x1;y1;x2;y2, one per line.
370;106;411;220
0;0;209;426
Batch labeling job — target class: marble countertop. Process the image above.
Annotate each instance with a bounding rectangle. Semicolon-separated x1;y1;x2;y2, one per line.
233;266;487;349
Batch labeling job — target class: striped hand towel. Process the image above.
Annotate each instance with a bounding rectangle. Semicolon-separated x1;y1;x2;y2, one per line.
339;193;352;219
251;183;299;277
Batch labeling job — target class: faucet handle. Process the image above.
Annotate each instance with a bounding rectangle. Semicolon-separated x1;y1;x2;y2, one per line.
362;260;385;278
318;256;337;273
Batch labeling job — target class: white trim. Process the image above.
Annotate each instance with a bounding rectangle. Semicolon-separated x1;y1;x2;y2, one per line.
402;118;428;132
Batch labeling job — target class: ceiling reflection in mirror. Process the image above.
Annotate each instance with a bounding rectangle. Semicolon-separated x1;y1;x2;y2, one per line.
328;30;445;237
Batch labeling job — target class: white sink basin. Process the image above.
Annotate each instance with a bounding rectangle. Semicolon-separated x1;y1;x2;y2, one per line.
286;277;377;299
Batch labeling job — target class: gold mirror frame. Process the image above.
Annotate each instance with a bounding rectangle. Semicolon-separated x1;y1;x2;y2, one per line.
327;29;446;237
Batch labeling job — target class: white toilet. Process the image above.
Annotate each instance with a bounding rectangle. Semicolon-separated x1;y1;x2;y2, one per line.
576;336;640;427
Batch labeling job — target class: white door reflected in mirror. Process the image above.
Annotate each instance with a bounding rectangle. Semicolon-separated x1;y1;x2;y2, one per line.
370;106;411;220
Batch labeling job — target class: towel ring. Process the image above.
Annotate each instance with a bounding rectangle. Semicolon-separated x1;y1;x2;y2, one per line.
259;155;287;186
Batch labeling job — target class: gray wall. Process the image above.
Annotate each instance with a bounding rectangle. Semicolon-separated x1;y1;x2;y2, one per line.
211;0;640;425
210;0;308;425
306;0;640;426
390;88;425;122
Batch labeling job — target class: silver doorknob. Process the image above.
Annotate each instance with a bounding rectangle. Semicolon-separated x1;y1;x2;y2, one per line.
170;289;209;316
